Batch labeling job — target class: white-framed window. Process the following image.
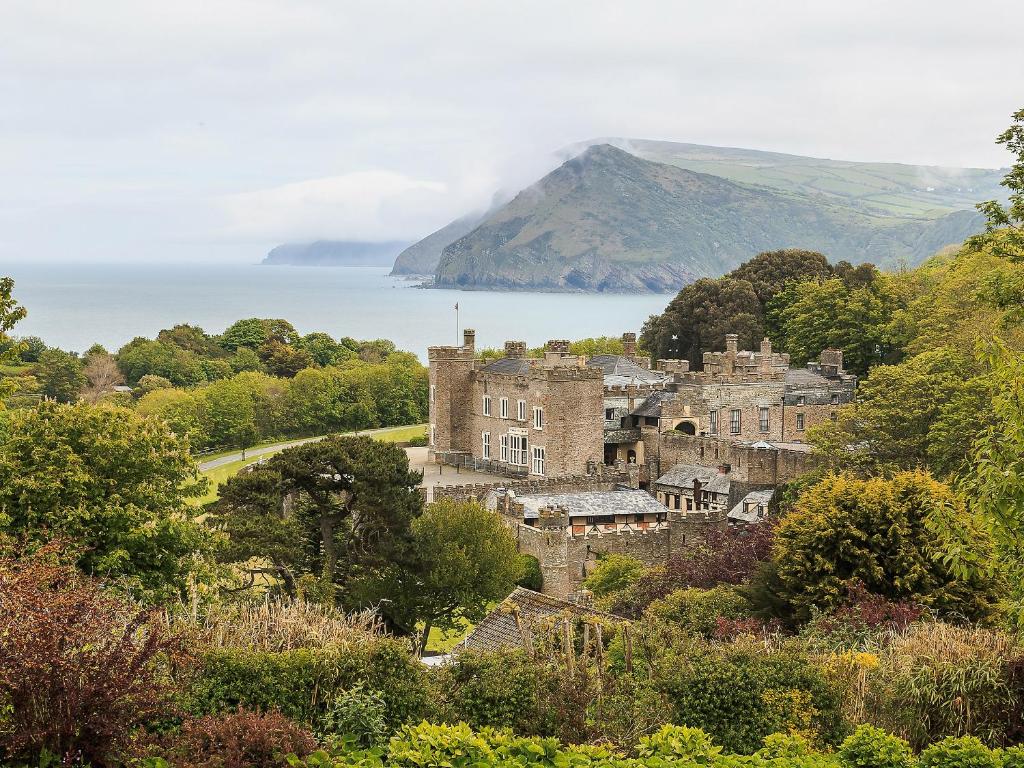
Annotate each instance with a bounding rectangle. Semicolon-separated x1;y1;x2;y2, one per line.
483;395;491;416
533;406;544;430
430;424;435;445
796;413;805;431
500;397;509;419
517;399;527;421
730;409;741;435
796;395;805;406
430;385;435;403
482;431;490;459
531;446;546;476
708;410;718;435
758;407;769;433
500;433;509;462
509;433;528;466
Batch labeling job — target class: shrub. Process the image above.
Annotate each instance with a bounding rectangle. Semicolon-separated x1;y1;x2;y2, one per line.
867;623;1016;748
187;638;427;732
141;708;317;768
646;585;752;637
650;639;846;753
321;684;390;748
838;724;915;768
919;736;1001;768
636;724;723;761
584;554;646;599
429;649;545;734
516;554;544;592
0;546;184;767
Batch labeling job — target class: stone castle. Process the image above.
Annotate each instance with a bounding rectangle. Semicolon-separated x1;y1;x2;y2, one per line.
428;330;856;595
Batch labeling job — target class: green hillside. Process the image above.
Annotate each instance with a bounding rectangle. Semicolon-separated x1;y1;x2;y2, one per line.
433;145;985;293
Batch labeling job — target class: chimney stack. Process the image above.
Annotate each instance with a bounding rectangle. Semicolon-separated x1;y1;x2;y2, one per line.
504;341;527;359
725;334;739;354
819;348;844;376
760;337;772;356
622;332;637;357
463;328;476;352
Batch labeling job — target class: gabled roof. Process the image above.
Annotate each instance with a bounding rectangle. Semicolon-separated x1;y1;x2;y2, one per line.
516;489;668;519
587;355;668;386
481;357;533;375
728;489;775;523
655;463;731;494
631;389;677;418
460;587;612;652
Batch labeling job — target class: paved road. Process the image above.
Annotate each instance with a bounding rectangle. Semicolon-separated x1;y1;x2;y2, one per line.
197;426;422;472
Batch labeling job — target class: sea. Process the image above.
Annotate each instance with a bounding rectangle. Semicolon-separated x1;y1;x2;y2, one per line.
0;263;671;361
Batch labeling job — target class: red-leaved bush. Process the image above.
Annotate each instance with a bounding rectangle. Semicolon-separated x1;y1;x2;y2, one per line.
823;581;925;632
0;544;186;767
611;523;775;617
140;708;317;768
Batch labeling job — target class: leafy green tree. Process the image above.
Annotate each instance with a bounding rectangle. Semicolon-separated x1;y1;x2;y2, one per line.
136;386;209;448
761;471;998;623
15;335;46;363
229;346;265;373
116;337;207;386
36;348;86;403
583;553;646;598
970;106;1024;259
156;323;224;357
729;249;832;305
220;317;270;351
214;436;423;616
0;401;210;601
405;499;523;649
300;332;355;367
203;375;262;450
768;277;898;376
0;277;27;402
263;339;313;377
810;347;993;477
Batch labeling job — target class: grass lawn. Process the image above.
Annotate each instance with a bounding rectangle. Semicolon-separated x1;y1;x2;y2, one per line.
193;424;427;506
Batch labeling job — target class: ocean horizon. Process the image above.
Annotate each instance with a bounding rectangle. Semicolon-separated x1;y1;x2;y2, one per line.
0;262;671;360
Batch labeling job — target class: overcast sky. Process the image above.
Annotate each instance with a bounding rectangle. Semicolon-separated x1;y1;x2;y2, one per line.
2;0;1023;264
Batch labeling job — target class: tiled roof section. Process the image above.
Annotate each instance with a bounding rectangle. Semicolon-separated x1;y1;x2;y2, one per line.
655;463;731;494
588;355;669;386
632;389;677;418
481;357;533;375
460;587;611;652
516;489;668;519
728;489;775;523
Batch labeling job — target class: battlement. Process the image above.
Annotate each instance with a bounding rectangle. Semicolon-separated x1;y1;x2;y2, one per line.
428;345;475;362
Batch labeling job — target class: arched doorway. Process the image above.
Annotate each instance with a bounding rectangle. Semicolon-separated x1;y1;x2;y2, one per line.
675;420;696;435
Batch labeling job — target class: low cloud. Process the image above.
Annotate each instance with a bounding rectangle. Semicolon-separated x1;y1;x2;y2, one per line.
219;171;453;242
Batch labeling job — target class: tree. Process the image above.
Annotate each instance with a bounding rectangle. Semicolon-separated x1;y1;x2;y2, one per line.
970;106;1024;259
768;276;898;376
0;401;210;601
135;386;209;448
219;317;270;351
116;337;207;386
809;347;992;477
761;471;998;623
729;249;832;306
300;332;355;367
15;335;46;363
81;351;125;403
263;338;313;377
202;375;263;450
0;276;27;403
406;499;523;650
36;348;86;403
214;435;423;616
582;553;646;598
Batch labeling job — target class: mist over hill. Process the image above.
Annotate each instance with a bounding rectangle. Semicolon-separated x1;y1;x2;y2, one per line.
430;145;986;293
262;240;409;267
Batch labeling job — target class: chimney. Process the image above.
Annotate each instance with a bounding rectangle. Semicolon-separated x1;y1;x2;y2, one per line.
819;348;843;376
504;341;527;359
622;332;637;357
725;334;739;354
760;337;772;356
463;328;476;352
545;339;570;354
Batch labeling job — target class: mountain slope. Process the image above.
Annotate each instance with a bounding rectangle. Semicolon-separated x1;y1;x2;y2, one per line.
390;213;485;275
433;145;984;293
262;240;409;267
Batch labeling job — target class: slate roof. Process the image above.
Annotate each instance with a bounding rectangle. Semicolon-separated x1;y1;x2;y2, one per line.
460;587;612;652
728;489;775;523
587;355;669;386
655;463;731;495
481;357;533;375
516;489;668;520
631;389;677;418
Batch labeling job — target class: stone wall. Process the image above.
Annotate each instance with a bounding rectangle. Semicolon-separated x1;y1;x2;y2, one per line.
512;523;676;596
